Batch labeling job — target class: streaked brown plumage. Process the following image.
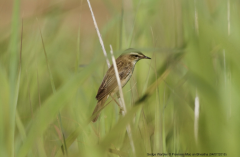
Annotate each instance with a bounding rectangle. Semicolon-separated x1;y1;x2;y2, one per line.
92;48;151;122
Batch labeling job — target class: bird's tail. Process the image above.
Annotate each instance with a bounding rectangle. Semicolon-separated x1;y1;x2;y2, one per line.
92;97;107;122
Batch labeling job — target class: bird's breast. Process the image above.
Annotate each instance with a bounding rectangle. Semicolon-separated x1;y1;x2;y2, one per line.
121;71;133;87
111;71;133;95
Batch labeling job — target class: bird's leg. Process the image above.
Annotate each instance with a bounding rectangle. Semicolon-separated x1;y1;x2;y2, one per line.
116;92;124;114
110;93;124;114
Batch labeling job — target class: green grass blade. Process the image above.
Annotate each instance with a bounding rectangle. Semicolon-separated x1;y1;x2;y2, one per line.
17;61;97;157
8;0;20;156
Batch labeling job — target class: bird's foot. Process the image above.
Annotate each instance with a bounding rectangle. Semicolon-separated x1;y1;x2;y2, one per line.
119;107;124;114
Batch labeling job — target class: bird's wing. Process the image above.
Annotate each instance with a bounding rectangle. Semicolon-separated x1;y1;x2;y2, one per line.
96;61;132;101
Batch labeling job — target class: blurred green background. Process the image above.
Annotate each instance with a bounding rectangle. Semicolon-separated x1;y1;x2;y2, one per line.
1;0;239;156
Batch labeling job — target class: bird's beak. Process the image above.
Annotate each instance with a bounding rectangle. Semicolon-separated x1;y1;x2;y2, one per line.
143;56;151;59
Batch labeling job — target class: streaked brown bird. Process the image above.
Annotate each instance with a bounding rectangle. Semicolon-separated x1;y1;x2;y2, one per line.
92;48;151;122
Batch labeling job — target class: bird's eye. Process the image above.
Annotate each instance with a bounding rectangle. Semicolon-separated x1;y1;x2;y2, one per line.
134;55;138;58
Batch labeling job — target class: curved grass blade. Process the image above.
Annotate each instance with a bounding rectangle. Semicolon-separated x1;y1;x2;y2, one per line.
17;61;97;157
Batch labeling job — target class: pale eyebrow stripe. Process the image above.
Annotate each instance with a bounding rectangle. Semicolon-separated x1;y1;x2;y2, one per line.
130;52;140;55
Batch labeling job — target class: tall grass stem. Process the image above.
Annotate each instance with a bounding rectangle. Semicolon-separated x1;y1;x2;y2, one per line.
38;27;68;155
110;45;136;157
87;0;111;68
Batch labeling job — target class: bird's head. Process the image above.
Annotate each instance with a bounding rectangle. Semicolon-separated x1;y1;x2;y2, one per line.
122;48;151;63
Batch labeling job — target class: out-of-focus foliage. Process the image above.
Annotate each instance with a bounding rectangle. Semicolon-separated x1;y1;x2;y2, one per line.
1;0;239;156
